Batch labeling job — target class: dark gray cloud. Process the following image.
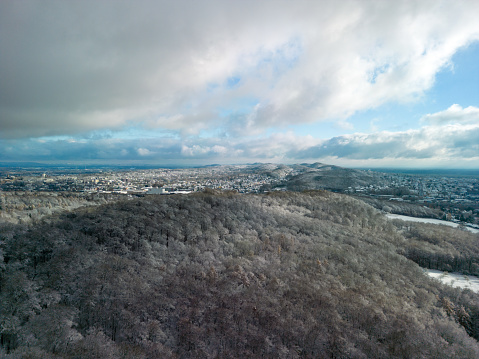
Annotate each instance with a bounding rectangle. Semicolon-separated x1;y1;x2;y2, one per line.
1;0;478;139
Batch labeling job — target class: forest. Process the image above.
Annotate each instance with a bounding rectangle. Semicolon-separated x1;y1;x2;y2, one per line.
0;191;113;225
1;190;479;358
358;196;442;219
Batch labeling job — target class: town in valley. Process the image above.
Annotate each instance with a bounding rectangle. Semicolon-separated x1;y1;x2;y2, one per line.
1;163;478;228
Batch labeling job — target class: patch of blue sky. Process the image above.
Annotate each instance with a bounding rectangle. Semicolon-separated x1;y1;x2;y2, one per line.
364;40;479;130
197;127;226;139
91;125;181;141
283;100;443;140
206;37;302;97
378;40;479;125
368;64;390;84
226;76;241;89
428;40;479;108
216;96;259;118
276;121;353;140
32;124;182;143
346;104;425;133
205;77;240;95
291;40;479;138
253;36;303;78
206;82;220;93
206;76;241;94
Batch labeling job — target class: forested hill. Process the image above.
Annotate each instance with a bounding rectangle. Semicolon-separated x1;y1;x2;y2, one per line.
284;163;384;192
2;191;479;358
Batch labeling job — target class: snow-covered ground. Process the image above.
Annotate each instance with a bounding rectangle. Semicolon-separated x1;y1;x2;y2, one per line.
426;269;479;293
386;213;479;233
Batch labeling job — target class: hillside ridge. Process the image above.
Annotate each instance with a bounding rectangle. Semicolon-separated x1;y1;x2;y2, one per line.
1;191;479;358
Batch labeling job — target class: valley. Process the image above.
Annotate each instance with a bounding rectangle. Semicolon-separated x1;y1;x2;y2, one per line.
2;162;478;226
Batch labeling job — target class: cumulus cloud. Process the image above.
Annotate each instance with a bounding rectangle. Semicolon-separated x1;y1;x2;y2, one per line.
1;0;479;139
1;109;478;168
137;148;152;156
421;104;479;124
290;123;479;164
0;132;313;164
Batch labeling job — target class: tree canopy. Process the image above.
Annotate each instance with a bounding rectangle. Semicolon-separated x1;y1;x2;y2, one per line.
1;190;479;358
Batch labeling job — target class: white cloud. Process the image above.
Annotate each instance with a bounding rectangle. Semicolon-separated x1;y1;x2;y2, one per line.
181;145;211;157
290;121;479;165
1;0;479;139
1;108;478;168
137;148;152;156
211;145;228;155
421;104;479;124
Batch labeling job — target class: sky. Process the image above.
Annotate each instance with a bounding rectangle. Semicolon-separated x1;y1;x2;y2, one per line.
1;0;479;169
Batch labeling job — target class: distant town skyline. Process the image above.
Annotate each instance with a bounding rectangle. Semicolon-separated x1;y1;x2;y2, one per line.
1;0;478;168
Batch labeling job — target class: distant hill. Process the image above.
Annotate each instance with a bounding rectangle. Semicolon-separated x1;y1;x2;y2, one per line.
246;163;293;179
284;162;385;191
236;162;385;191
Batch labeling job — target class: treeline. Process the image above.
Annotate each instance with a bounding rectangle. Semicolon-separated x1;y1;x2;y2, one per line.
0;191;115;224
284;168;381;192
1;190;479;358
358;196;442;218
394;221;479;275
389;219;479;341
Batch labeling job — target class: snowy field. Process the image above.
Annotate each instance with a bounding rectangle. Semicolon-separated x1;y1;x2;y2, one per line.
386;213;479;233
426;269;479;293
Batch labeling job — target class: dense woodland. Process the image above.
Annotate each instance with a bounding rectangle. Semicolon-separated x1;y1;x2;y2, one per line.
283;164;384;192
0;192;113;225
1;190;479;358
358;197;442;219
396;221;479;275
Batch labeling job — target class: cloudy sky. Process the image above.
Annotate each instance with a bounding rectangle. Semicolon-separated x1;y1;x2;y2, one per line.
1;0;478;168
